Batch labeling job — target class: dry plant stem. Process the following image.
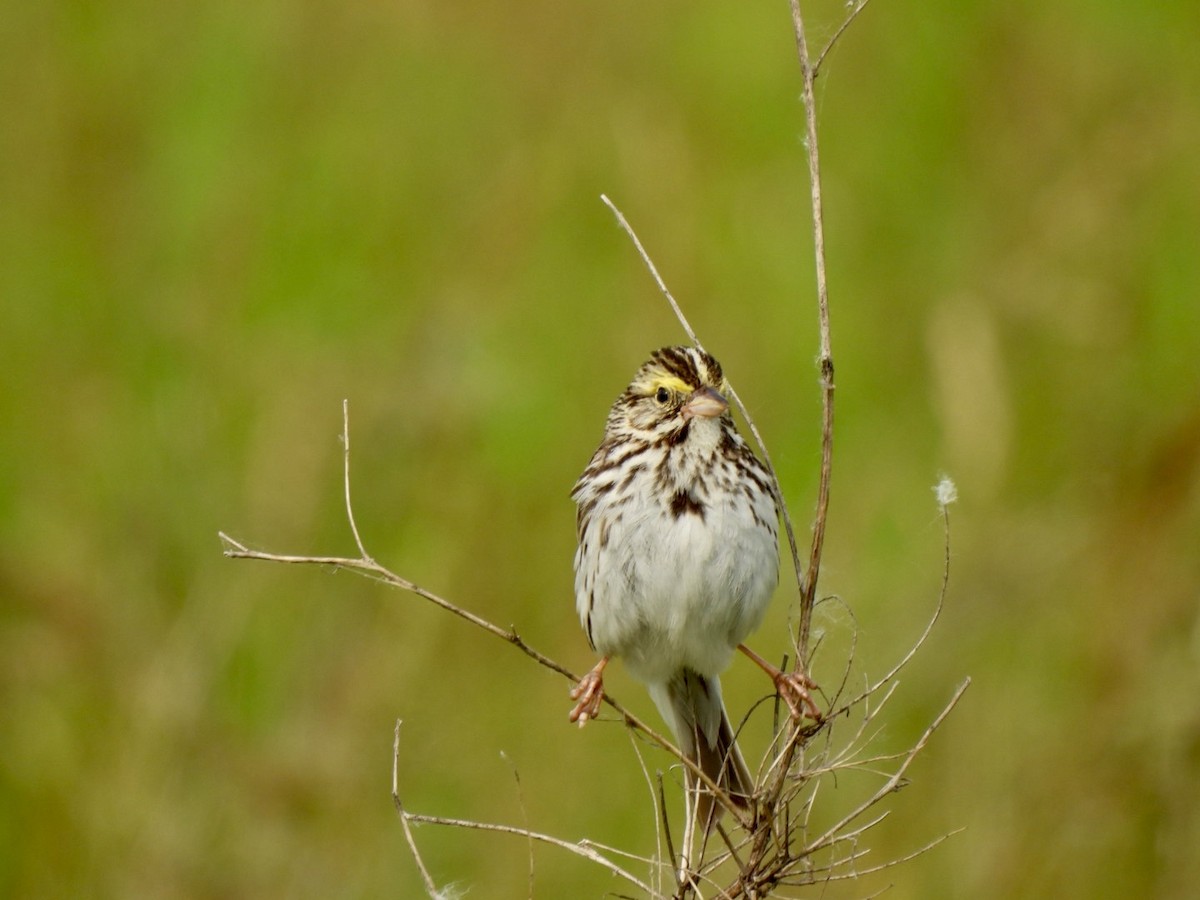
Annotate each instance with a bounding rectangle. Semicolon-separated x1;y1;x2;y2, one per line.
624;727;673;894
719;674;966;898
787;0;834;668
398;774;660;894
656;773;682;892
219;530;579;680
733;499;957;893
814;0;875;74
499;751;536;899
738;0;851;837
392;721;440;898
405;812;656;893
341;398;371;562
811;828;965;884
395;720;659;894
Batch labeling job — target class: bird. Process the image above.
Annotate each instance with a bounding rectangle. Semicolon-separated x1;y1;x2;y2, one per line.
568;345;820;842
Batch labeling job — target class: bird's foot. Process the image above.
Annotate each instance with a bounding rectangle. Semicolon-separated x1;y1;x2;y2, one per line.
568;656;609;727
738;643;824;723
773;669;824;724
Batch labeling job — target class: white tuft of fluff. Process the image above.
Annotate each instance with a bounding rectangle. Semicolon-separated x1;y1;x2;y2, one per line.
933;475;958;509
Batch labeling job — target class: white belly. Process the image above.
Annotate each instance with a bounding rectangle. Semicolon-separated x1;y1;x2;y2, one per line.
576;487;778;685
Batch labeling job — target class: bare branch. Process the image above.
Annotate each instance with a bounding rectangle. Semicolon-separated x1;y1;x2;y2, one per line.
218;532;578;682
404;812;657;893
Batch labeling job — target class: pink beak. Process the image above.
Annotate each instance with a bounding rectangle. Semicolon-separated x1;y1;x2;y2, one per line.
681;386;729;421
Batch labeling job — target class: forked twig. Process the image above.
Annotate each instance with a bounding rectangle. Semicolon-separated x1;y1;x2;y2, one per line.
221;402;578;686
406;814;657;892
392;721;440;897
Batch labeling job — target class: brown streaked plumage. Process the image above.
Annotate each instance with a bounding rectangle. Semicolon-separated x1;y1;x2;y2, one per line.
568;345;781;847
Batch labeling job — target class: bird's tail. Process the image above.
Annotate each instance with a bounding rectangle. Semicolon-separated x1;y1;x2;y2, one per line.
649;669;754;832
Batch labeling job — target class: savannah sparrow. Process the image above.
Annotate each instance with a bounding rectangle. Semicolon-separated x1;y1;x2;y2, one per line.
569;345;820;826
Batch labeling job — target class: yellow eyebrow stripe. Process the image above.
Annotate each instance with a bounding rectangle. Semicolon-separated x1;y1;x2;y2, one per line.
643;375;693;396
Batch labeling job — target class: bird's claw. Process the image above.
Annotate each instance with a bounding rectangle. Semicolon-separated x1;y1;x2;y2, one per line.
569;669;605;727
774;670;823;723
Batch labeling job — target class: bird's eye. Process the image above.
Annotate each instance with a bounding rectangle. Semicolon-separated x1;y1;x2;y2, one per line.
655;386;671;404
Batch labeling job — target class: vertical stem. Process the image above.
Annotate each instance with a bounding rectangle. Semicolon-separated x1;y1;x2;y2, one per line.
789;0;835;666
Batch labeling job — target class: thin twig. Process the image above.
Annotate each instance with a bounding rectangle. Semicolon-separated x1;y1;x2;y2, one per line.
218;544;740;819
598;194;699;349
405;812;656;893
741;1;848;827
820;809;892;857
809;593;859;714
787;0;835;670
341;399;371;561
218;533;579;681
500;751;536;899
814;0;875;75
392;720;441;898
657;772;682;895
799;828;964;884
627;729;672;893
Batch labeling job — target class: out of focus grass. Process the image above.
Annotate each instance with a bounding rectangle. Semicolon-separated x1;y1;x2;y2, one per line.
2;0;1198;896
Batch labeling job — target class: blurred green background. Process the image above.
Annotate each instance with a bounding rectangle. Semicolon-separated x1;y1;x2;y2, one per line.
3;0;1198;896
